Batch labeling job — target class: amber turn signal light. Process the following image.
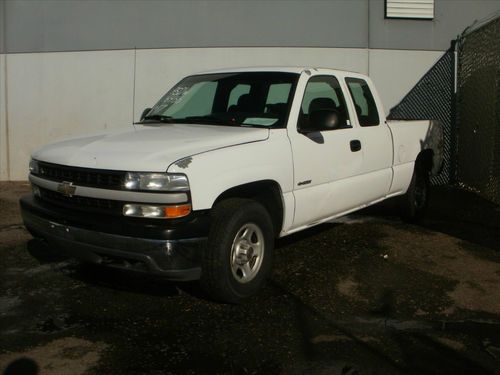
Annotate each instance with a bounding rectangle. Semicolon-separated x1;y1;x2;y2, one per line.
164;204;191;218
123;203;191;219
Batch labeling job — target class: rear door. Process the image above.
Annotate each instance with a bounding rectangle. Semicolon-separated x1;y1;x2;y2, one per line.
344;77;393;202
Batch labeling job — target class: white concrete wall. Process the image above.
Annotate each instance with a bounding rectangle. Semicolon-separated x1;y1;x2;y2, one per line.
369;49;443;113
1;47;443;180
5;50;135;180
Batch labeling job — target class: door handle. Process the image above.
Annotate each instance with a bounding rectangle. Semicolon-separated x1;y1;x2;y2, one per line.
350;140;362;152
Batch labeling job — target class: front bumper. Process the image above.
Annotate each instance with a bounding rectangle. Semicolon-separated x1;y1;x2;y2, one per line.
20;195;207;281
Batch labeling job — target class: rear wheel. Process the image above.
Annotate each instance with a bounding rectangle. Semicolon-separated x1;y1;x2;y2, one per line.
399;163;430;222
201;198;274;303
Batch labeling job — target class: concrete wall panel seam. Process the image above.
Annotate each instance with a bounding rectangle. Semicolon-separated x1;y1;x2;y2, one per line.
4;53;9;180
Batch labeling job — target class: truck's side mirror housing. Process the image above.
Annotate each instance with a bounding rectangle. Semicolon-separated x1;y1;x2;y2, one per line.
140;108;152;121
299;110;340;133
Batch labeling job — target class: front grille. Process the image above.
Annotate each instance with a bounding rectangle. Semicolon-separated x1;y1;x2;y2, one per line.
37;162;124;189
38;187;122;215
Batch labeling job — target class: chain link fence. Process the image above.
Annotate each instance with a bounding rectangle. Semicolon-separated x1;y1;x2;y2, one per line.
388;48;455;186
455;16;500;204
389;13;500;205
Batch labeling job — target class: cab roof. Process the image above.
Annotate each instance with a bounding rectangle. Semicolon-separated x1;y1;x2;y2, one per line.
195;66;366;78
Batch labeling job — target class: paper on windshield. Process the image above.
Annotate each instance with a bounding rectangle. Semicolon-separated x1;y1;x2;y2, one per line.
242;118;278;126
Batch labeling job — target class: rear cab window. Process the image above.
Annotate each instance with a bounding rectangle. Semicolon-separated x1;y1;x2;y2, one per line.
345;78;380;127
227;84;251;109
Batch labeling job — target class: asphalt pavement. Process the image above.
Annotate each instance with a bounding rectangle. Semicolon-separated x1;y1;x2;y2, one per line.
1;182;500;374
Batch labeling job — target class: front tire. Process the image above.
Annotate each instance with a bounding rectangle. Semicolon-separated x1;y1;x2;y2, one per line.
399;163;430;222
201;198;274;303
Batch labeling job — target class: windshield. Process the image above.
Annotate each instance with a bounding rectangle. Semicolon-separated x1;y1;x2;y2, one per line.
143;72;299;128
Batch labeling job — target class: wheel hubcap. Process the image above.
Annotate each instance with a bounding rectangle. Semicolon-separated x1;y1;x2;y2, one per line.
230;223;264;283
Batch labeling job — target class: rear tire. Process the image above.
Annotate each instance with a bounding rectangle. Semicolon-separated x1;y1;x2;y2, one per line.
399;163;430;223
201;198;274;303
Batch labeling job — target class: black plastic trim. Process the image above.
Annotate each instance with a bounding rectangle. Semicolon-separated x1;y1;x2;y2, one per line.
21;207;204;280
20;194;210;240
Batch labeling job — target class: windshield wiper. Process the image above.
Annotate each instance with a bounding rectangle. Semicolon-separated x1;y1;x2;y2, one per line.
139;114;175;124
176;116;236;126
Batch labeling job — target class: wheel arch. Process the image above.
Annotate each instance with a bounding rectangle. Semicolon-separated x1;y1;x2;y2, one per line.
213;180;284;237
415;148;434;174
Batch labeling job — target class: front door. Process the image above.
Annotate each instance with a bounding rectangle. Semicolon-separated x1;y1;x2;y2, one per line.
288;74;364;230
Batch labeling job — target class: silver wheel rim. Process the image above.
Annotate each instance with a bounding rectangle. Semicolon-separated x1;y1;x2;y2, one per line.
230;223;264;284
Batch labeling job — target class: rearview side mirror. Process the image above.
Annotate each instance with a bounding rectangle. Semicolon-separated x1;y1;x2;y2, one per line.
140;108;152;121
299;110;340;133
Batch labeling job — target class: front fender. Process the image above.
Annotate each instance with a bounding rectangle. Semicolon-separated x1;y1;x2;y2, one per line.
167;129;294;211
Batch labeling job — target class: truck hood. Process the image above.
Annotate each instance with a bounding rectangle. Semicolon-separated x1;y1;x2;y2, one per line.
32;124;269;171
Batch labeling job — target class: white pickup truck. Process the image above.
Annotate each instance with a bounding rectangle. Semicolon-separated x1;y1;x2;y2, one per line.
21;67;442;303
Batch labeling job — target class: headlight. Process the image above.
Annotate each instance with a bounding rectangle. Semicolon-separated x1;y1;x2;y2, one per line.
123;203;191;218
29;159;39;175
123;172;189;191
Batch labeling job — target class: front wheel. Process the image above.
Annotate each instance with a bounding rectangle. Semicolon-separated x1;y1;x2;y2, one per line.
399;164;430;223
201;198;274;303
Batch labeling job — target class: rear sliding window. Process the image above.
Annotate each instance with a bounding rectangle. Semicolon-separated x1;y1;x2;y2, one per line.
345;78;380;127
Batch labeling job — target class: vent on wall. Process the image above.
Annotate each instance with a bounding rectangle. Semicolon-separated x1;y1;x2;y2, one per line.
385;0;434;20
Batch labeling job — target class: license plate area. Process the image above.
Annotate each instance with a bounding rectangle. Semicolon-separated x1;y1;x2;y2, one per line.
48;221;74;240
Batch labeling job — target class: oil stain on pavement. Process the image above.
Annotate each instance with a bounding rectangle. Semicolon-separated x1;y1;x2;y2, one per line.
1;182;500;374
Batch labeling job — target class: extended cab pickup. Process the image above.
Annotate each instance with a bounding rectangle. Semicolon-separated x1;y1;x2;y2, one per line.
21;67;443;302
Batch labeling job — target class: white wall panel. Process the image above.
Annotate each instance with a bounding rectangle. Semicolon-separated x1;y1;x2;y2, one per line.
6;50;134;180
134;47;369;122
368;49;443;112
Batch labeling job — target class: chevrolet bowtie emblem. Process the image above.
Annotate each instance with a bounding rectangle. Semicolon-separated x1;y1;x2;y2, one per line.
57;181;76;197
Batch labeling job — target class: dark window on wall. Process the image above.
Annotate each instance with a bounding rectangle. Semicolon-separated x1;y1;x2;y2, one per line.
385;0;434;20
345;78;380;127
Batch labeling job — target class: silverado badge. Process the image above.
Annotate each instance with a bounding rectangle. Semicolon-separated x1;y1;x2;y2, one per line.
57;181;76;197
